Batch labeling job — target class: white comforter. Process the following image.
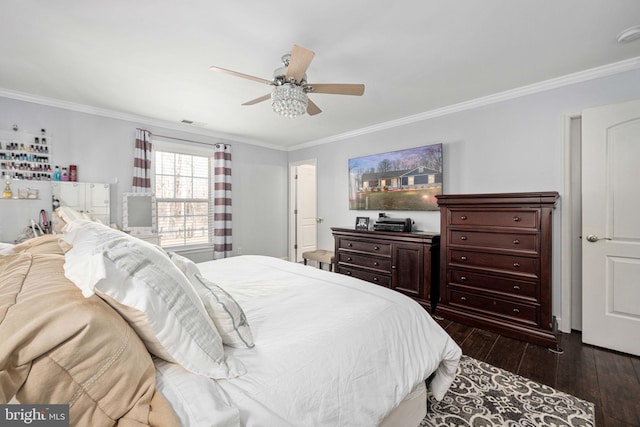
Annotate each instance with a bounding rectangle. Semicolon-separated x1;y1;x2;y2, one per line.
159;255;461;427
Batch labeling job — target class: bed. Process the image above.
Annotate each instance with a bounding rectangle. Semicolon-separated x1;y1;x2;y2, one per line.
0;220;461;426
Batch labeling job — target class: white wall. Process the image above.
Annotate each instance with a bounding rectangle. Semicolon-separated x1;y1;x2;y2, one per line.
0;97;289;258
288;68;640;317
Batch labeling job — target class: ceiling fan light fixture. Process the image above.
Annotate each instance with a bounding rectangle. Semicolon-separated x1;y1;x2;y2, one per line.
271;83;308;118
211;44;363;117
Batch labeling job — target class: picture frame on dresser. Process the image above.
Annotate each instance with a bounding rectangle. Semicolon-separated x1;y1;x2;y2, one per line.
355;216;370;230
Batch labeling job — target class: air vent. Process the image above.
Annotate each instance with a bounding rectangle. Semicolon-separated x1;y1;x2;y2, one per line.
180;119;207;127
617;25;640;43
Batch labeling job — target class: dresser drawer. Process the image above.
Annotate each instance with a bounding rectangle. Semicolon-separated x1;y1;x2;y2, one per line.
449;230;537;253
338;252;392;272
337;266;391;287
338;238;392;256
449;209;539;228
449;249;538;278
448;289;538;326
449;269;538;301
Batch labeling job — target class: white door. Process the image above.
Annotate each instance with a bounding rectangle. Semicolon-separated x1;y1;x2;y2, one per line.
582;99;640;356
289;161;318;262
295;164;317;262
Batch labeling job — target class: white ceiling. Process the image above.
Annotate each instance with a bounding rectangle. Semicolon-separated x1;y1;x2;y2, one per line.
1;1;639;149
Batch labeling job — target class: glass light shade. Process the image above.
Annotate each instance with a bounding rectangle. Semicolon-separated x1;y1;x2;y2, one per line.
271;83;308;118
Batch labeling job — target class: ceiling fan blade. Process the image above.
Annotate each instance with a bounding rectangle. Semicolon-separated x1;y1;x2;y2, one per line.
306;98;322;116
209;66;272;85
304;83;365;96
285;45;315;83
242;93;271;105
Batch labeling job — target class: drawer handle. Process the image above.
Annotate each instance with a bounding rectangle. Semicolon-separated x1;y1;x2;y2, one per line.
460;236;468;241
513;216;521;222
460;276;467;281
460;296;467;301
513;262;520;269
347;257;352;261
460;256;467;261
513;285;521;290
374;246;380;250
513;308;520;313
373;277;378;282
513;239;520;245
347;243;352;247
373;262;379;266
391;265;397;269
460;215;468;220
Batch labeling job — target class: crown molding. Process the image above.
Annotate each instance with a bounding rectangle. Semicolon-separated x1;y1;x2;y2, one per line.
289;55;640;151
0;88;287;151
1;55;638;153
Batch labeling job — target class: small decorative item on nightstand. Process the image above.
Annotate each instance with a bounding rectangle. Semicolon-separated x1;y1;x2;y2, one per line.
355;216;370;230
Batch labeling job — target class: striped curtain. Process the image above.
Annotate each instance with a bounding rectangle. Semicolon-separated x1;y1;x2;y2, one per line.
211;143;232;259
132;128;152;192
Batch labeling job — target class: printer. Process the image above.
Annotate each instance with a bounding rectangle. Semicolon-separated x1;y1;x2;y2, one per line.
373;217;413;232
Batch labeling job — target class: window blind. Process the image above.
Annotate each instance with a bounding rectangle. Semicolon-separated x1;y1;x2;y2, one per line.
154;150;210;248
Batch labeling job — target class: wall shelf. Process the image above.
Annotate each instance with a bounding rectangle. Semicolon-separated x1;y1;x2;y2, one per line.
0;128;52;181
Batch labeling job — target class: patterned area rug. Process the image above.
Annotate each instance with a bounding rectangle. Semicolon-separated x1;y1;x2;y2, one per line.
421;355;594;427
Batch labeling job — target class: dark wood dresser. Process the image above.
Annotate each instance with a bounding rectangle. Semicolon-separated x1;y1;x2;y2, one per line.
331;228;440;312
435;192;559;348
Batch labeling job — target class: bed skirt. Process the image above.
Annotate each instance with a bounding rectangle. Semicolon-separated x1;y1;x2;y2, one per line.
379;381;427;427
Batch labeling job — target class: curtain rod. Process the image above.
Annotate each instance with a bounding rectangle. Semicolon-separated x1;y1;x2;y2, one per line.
151;133;232;147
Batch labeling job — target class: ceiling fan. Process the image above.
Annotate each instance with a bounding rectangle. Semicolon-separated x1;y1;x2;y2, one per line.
209;44;365;118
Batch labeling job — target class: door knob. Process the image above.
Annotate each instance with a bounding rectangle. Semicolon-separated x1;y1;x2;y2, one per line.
587;234;611;242
586;234;611;242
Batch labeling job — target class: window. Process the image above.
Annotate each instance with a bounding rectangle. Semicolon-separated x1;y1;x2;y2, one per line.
154;150;210;248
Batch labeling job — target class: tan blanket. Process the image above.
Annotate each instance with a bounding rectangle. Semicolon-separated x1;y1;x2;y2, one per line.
0;251;179;426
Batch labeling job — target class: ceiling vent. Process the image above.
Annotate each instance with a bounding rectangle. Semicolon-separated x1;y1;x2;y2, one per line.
617;25;640;43
180;119;207;127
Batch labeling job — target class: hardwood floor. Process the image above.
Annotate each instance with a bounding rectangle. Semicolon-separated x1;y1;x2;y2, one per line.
435;318;640;427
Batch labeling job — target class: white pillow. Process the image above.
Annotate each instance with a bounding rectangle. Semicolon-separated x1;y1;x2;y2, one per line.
56;206;92;224
0;242;15;254
154;358;241;427
169;252;202;278
169;253;254;349
62;221;245;379
194;274;255;349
